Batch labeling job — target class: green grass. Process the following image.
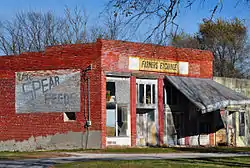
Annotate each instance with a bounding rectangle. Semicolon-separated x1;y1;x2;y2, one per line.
54;157;250;168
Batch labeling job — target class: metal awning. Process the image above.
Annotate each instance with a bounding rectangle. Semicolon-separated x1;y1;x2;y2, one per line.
165;76;250;113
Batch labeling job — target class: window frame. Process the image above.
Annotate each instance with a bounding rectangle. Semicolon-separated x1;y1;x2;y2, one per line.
239;112;245;136
136;79;157;106
106;77;130;138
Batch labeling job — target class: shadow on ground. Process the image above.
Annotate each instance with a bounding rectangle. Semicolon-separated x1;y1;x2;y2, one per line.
1;155;250;168
168;157;250;167
168;146;250;154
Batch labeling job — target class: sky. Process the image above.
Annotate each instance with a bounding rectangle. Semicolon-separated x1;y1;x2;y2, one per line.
0;0;250;43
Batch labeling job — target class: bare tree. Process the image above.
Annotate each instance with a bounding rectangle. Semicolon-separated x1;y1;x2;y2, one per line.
0;7;88;55
107;0;250;43
103;10;125;40
88;8;125;42
88;27;106;42
170;31;201;49
63;6;88;44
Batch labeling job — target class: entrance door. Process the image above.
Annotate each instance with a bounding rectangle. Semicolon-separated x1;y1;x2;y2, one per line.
136;113;147;146
136;79;157;146
136;109;156;146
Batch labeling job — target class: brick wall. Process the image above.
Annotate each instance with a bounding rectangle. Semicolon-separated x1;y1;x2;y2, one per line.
99;39;213;78
0;42;104;149
99;39;213;147
0;39;214;150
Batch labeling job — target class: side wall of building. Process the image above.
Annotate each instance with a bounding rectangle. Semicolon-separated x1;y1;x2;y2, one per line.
213;77;250;146
0;43;104;151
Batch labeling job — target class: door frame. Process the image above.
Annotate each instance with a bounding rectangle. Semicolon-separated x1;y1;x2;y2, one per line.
135;78;158;146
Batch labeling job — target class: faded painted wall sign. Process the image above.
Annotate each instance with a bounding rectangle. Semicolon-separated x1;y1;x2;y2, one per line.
15;69;80;113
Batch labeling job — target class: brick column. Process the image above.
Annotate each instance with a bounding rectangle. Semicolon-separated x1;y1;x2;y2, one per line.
130;76;137;146
158;78;164;146
101;75;106;148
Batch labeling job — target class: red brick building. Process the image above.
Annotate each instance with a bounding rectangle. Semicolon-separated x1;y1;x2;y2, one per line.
0;39;249;151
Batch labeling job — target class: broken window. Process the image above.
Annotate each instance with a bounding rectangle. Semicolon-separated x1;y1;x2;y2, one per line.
106;78;130;137
64;112;76;121
117;105;128;136
106;108;116;136
106;104;129;137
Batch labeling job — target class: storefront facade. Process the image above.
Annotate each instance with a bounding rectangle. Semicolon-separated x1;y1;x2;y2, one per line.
0;39;249;151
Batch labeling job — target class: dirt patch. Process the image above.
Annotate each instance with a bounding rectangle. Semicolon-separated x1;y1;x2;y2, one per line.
0;152;72;160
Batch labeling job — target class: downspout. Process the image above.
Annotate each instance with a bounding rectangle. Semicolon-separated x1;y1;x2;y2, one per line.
88;74;91;124
85;74;91;149
82;64;92;149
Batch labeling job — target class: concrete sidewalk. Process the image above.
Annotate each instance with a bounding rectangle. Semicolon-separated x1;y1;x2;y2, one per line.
0;152;250;168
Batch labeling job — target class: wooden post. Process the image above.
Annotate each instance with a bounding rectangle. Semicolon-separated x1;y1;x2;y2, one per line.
225;109;229;146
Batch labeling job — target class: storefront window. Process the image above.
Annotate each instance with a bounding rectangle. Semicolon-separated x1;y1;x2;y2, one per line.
106;109;116;136
106;104;129;137
117;105;128;136
106;78;130;137
137;82;156;105
106;82;115;102
146;85;151;104
139;84;144;103
152;84;155;104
